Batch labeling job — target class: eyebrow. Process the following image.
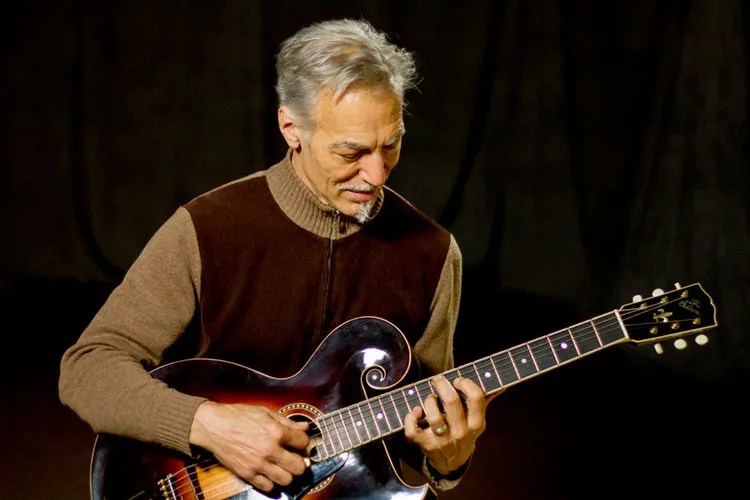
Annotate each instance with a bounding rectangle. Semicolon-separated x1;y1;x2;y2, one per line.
329;128;406;151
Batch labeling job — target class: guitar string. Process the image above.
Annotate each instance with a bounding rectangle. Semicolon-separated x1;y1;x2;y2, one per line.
156;460;249;499
155;292;696;492
314;296;695;458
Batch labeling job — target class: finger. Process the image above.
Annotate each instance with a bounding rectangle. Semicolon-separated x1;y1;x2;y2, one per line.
258;461;295;487
422;392;445;430
403;406;424;441
454;377;487;434
269;414;310;450
280;426;311;450
249;474;275;493
272;447;309;476
272;411;310;430
432;376;465;432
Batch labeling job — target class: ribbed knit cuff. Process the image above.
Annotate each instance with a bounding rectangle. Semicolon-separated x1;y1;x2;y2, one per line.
155;389;208;457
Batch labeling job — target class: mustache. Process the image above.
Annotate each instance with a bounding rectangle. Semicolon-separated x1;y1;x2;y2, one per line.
338;184;376;193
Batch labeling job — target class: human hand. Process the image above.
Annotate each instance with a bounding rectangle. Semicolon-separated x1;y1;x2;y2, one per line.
189;401;310;492
403;375;487;475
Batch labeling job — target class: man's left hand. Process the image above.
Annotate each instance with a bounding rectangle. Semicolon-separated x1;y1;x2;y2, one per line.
403;375;487;475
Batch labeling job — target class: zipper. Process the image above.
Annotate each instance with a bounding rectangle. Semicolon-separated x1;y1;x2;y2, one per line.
319;210;339;332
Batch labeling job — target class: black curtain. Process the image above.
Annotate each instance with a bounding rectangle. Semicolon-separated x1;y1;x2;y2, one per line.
3;1;747;498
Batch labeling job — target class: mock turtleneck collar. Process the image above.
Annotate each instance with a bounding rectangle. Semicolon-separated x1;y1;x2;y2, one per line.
266;149;384;239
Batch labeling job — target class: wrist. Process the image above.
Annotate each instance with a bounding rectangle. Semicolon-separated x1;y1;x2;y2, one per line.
426;455;471;481
189;400;217;448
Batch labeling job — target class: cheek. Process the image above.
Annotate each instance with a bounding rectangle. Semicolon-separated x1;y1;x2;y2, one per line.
383;152;400;176
326;162;361;185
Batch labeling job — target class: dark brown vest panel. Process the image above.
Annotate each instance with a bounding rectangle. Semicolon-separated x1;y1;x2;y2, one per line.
185;174;450;377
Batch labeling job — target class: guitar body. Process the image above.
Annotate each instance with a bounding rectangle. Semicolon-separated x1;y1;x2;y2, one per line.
90;317;434;500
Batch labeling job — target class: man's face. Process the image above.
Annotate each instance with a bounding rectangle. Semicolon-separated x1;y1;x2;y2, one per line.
287;88;404;221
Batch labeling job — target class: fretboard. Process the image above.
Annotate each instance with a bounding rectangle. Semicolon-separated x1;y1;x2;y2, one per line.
312;310;628;461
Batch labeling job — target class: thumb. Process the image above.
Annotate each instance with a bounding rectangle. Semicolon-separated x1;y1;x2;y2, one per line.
273;412;309;430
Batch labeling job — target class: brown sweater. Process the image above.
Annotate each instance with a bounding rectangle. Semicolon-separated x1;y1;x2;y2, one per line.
58;151;462;460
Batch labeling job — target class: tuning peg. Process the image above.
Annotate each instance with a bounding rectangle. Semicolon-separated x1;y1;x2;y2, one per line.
632;294;643;302
695;334;709;346
652;288;665;297
673;339;688;350
653;343;664;355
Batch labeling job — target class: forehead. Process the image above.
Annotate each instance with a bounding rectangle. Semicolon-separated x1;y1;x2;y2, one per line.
314;87;404;143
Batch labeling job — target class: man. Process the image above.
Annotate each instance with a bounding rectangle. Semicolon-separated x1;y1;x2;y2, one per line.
59;18;488;497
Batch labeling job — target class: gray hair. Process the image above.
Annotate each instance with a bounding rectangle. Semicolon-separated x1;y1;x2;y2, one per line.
275;18;420;132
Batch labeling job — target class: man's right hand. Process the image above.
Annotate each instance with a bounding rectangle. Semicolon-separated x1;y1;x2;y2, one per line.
189;401;310;493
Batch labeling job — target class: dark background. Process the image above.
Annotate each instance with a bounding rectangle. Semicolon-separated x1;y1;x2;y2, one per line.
2;1;748;499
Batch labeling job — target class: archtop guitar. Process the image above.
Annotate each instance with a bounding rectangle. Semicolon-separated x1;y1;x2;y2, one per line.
90;282;718;499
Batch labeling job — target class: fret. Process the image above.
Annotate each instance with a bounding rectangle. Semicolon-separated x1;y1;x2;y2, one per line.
418;380;435;400
368;399;390;436
335;411;354;449
570;322;600;354
475;358;502;393
318;417;338;456
509;345;537;379
388;393;404;426
391;391;410;424
415;381;433;410
347;407;365;445
546;336;560;364
378;394;401;430
549;329;578;363
492;351;519;385
444;368;461;386
455;364;479;387
359;400;382;440
471;363;486;391
402;384;422;413
507;350;521;379
590;318;603;346
355;405;373;441
374;396;396;433
594;313;625;345
529;337;557;371
567;328;582;354
328;414;346;453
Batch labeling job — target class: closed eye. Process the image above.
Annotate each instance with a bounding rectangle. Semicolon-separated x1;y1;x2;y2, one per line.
339;151;363;161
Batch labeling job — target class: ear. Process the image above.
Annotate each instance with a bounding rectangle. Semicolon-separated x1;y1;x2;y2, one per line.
278;106;302;150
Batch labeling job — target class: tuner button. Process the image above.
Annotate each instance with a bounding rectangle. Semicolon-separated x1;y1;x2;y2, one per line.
632;294;643;302
674;282;682;289
695;334;709;346
673;339;688;350
653;343;664;355
652;288;665;297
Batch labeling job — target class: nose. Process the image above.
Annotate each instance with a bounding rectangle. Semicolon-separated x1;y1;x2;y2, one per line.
359;152;388;187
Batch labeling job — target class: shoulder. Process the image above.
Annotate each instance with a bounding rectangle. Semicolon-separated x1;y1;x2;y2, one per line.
377;186;452;240
185;169;268;211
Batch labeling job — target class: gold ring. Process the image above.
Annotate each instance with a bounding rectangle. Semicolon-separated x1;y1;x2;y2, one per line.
433;424;448;436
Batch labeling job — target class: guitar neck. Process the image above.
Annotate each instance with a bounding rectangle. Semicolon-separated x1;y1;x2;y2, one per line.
312;310;628;460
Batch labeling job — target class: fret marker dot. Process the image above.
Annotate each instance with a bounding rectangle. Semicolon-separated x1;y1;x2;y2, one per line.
560;342;569;349
357;421;362;426
484;372;491;378
521;358;528;364
376;413;383;420
408;389;414;395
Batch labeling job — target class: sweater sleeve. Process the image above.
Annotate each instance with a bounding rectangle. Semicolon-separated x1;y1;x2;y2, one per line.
400;234;468;491
58;207;207;456
413;234;462;375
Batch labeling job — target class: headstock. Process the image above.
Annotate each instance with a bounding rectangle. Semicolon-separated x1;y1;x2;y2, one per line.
619;282;718;353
